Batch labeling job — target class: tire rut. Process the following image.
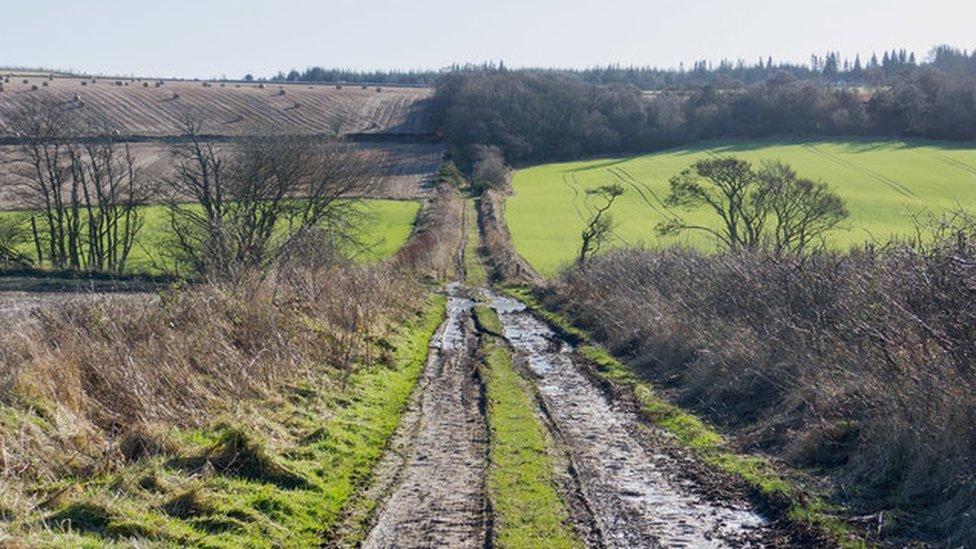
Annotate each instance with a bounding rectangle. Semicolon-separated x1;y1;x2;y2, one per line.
361;284;489;548
487;291;770;548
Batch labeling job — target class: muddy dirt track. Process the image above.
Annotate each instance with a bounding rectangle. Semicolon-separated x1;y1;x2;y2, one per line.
355;282;789;547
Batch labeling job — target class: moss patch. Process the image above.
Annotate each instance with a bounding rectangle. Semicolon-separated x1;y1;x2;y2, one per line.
475;304;580;548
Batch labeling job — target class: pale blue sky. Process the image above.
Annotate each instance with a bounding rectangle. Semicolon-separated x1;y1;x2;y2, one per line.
3;0;974;79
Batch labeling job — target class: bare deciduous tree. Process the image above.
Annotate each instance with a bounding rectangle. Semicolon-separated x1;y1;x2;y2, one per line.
757;161;849;254
165;116;379;276
658;157;767;251
578;183;624;269
7;98;151;273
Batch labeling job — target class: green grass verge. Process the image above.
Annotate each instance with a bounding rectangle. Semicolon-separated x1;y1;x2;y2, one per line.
0;199;421;275
473;304;581;549
499;286;865;548
9;294;446;547
463;200;486;286
507;138;976;274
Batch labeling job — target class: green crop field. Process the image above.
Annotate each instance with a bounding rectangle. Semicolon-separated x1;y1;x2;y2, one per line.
1;199;420;274
507;139;976;275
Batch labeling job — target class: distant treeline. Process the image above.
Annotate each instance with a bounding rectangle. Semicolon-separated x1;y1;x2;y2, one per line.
433;55;976;165
271;67;439;86
273;45;976;89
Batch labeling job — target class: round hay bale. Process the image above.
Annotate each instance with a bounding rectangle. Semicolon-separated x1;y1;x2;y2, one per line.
375;86;382;92
172;92;180;99
42;81;48;87
361;84;368;90
258;83;265;89
335;84;343;90
81;81;87;86
22;79;29;84
31;85;38;91
293;101;301;108
143;82;149;87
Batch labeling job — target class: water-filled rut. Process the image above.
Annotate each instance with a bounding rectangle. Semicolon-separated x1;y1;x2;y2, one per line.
488;291;768;548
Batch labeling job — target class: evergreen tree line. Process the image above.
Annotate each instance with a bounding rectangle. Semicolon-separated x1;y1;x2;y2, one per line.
272;46;976;89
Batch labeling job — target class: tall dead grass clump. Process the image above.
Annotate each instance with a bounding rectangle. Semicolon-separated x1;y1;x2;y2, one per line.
0;256;421;506
394;183;464;280
545;214;976;544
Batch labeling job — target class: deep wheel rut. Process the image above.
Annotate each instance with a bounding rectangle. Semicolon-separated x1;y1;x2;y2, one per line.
488;291;769;548
362;284;488;548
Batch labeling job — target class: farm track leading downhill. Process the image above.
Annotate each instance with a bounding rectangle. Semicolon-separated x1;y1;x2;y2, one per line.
355;210;785;547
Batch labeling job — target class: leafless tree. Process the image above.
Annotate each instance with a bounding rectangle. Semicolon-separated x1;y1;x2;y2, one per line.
6;98;151;272
658;157;767;251
756;161;849;254
7;97;79;269
69;118;154;273
165;117;379;276
578;183;624;269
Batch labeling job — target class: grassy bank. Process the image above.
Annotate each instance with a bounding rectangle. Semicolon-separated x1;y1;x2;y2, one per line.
507;138;976;274
501;286;862;547
473;304;580;548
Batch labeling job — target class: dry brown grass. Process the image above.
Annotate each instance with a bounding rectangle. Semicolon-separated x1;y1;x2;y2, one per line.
0;261;418;483
394;183;464;280
543;217;976;545
0;182;463;534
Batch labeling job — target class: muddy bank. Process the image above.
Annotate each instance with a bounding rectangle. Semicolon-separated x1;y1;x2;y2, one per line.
478;190;539;285
488;291;771;548
361;285;488;548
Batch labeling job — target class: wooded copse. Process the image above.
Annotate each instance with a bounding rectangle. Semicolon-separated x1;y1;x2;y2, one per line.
434;61;976;165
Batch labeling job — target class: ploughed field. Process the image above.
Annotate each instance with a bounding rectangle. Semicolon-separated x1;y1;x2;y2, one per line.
507;139;976;274
0;76;443;200
0;75;433;137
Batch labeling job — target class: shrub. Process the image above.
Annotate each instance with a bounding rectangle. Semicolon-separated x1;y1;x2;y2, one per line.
546;214;976;544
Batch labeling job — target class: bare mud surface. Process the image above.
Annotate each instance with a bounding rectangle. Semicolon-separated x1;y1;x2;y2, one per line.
488;291;770;548
362;284;488;548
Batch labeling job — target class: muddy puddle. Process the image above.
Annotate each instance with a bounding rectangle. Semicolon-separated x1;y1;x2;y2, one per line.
362;284;488;548
488;291;768;548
